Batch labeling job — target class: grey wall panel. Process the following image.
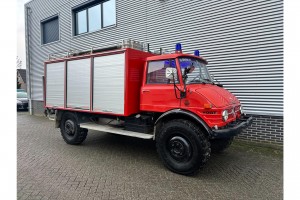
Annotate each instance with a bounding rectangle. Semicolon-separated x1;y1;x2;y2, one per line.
46;62;64;107
93;53;125;114
26;0;283;116
67;58;90;109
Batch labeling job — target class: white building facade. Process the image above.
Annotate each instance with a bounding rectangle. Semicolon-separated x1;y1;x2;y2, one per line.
25;0;283;144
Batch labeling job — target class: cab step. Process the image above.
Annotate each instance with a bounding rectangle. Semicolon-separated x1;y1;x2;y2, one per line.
79;122;154;139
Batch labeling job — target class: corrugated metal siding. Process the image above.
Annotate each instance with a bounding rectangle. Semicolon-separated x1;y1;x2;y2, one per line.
25;0;283;116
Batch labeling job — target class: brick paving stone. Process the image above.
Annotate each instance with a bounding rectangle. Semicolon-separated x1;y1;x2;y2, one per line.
17;112;283;200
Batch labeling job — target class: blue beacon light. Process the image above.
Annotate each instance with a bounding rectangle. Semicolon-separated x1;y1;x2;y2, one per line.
194;50;200;56
175;43;182;53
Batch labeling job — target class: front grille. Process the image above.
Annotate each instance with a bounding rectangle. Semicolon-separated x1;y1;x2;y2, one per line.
234;105;240;112
228;105;241;119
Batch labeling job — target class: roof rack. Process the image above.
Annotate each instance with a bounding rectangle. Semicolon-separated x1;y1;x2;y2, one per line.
48;39;147;60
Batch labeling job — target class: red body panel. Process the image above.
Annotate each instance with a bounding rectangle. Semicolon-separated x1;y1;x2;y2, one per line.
124;48;155;115
140;84;181;112
194;85;239;108
180;84;241;128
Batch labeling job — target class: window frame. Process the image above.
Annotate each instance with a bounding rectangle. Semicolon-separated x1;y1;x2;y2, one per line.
102;0;117;28
41;14;60;45
72;0;116;36
178;57;213;84
75;9;88;35
146;59;180;85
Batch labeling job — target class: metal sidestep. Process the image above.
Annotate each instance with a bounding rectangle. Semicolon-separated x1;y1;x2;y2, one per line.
80;122;154;140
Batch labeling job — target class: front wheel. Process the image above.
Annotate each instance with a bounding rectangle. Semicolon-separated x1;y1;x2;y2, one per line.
60;112;88;145
156;119;211;175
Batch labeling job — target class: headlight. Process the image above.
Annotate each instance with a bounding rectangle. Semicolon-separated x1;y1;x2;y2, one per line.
17;100;22;104
222;110;228;121
240;105;244;114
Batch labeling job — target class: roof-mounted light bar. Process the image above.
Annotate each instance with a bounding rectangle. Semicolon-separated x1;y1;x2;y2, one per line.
194;50;200;56
175;43;182;54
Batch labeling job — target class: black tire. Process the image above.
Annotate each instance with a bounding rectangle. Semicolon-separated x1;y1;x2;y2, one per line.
210;137;233;153
60;112;88;145
156;119;211;175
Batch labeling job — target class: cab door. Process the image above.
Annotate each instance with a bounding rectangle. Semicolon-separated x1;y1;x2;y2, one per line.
140;59;181;112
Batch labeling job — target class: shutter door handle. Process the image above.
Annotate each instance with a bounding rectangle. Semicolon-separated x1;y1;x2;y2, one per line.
142;89;150;93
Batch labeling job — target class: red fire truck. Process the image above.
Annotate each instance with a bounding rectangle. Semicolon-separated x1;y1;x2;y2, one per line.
44;39;252;175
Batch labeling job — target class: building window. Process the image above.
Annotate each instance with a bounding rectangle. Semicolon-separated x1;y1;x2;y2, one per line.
41;16;59;44
74;0;116;35
103;0;116;27
147;60;178;84
76;10;88;34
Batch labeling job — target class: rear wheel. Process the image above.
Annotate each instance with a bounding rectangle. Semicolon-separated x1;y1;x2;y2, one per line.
156;119;211;175
210;137;233;153
60;112;87;145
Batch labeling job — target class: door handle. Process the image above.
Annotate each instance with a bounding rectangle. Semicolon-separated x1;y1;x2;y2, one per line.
142;89;150;93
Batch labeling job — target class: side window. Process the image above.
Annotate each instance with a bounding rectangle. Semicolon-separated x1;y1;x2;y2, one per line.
147;59;178;84
41;15;59;44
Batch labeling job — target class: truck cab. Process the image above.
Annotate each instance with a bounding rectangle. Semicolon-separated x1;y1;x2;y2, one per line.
141;49;250;136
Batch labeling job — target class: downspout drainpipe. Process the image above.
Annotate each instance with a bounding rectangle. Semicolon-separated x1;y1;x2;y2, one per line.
25;6;33;115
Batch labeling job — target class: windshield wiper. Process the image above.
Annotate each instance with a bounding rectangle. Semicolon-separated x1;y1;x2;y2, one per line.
188;75;212;84
203;78;223;87
191;78;215;85
203;78;213;84
189;74;207;84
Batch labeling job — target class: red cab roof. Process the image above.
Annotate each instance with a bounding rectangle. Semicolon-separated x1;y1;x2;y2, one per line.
146;53;208;64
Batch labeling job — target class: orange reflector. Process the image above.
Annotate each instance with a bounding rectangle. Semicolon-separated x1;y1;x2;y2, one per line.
203;103;212;109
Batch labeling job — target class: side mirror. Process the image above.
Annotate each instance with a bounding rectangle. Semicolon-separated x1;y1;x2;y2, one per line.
165;67;177;80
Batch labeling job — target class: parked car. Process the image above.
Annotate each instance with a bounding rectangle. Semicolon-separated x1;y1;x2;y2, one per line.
17;92;28;111
17;89;26;92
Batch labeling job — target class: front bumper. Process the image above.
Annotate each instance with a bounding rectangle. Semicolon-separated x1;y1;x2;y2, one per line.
211;115;253;139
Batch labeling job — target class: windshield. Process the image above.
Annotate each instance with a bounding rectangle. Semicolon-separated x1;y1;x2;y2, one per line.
178;57;212;84
17;92;27;98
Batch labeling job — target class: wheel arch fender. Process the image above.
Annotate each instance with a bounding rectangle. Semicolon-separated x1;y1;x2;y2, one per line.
55;110;64;128
55;110;79;128
154;109;212;140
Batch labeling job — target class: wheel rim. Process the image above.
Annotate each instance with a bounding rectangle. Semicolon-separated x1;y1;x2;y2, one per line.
168;136;192;162
65;120;75;136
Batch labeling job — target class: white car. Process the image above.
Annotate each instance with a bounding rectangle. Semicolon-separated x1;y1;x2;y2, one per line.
17;92;28;110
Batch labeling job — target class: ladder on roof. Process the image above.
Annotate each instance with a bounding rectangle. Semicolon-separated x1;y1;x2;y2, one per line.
47;39;148;60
